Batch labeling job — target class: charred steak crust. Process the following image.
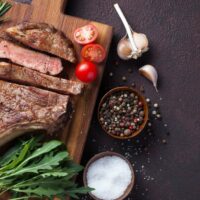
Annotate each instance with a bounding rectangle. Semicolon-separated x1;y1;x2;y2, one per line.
0;80;72;146
0;62;84;95
6;22;77;63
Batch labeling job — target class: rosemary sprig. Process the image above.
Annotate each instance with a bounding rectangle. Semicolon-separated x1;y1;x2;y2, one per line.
0;1;12;22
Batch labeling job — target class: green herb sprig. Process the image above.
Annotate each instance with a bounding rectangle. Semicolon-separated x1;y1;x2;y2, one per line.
0;136;92;199
0;1;12;22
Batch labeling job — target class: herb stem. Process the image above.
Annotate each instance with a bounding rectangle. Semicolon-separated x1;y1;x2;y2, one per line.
0;188;9;196
11;196;38;200
114;3;138;52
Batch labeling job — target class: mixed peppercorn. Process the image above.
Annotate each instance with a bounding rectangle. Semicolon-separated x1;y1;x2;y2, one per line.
99;90;146;138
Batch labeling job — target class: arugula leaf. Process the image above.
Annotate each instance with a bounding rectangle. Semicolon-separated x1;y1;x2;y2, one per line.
12;177;74;190
13;186;66;198
10;151;67;176
0;1;12;22
0;136;92;199
68;186;94;194
13;140;63;171
41;171;69;178
0;142;22;167
0;139;31;172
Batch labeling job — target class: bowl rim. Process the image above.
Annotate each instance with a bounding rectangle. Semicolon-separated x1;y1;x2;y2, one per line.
98;86;149;139
83;151;135;200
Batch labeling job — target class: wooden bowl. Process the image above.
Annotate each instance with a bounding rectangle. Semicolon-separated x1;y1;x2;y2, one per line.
83;151;135;200
98;86;149;139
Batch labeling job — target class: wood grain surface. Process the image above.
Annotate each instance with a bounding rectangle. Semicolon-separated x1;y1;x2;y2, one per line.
0;0;113;163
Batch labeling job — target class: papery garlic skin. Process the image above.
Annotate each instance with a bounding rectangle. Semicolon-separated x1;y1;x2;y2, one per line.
139;64;158;92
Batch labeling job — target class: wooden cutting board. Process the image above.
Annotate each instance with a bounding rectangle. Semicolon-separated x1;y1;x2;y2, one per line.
1;0;113;163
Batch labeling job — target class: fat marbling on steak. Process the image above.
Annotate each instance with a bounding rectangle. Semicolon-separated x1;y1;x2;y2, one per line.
0;39;63;75
0;80;71;146
0;62;84;95
6;22;77;63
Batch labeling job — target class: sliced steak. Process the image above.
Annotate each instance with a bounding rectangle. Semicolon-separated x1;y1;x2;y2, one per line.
0;80;71;146
0;39;63;75
0;62;84;95
6;22;77;63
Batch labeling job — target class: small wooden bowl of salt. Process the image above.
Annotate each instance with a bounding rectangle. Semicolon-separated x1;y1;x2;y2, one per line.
83;151;135;200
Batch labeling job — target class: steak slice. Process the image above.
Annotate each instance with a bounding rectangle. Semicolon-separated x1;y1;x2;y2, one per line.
6;22;77;63
0;80;71;146
0;39;63;75
0;62;84;95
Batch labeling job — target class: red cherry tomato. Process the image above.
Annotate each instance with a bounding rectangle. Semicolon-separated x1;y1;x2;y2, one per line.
74;24;98;45
81;44;106;63
75;61;98;83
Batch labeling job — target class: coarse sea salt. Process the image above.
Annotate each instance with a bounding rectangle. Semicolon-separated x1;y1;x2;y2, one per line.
86;155;132;200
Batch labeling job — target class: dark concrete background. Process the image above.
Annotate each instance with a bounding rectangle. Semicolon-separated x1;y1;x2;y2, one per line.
17;0;200;199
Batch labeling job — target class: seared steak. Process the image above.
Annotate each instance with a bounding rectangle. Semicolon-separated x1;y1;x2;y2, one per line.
0;39;63;75
0;62;84;95
6;22;77;63
0;80;71;146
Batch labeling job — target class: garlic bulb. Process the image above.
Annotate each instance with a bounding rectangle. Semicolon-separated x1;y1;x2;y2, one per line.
139;64;158;92
117;32;149;60
114;3;149;60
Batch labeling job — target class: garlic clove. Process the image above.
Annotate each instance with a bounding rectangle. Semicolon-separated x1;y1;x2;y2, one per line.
139;64;158;92
117;36;132;60
133;32;149;53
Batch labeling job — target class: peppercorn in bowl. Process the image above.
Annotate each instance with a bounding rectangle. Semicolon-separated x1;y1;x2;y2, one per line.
98;86;148;139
